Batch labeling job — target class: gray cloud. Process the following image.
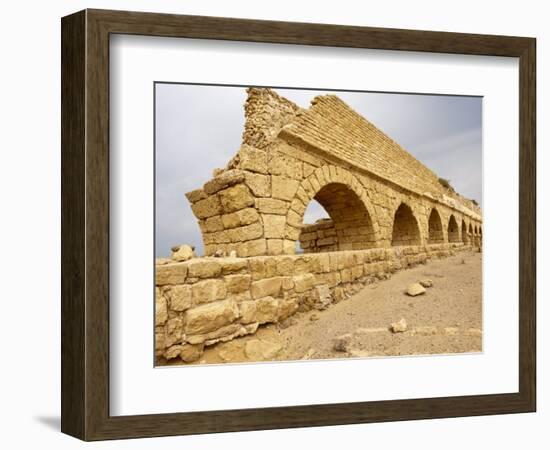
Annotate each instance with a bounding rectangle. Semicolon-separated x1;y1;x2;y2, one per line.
155;84;481;257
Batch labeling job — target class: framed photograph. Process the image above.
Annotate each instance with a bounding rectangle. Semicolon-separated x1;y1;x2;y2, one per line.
61;9;536;440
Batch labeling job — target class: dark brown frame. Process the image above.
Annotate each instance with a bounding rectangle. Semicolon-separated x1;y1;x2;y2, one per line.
61;9;536;441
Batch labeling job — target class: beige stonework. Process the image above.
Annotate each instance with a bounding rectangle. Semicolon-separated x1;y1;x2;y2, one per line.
157;88;482;363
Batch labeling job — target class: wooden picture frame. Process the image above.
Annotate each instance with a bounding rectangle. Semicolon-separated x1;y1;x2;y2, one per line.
61;9;536;441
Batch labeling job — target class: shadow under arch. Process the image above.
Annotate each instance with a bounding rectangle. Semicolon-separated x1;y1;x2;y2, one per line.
427;207;445;244
290;166;380;253
391;202;421;246
448;214;460;243
461;220;469;244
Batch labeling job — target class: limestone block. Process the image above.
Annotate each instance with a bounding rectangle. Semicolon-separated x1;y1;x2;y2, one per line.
191;278;227;304
180;343;204;362
312;284;332;310
155;290;168;325
171;244;195;262
203;216;224;233
238;145;267;174
282;240;296;255
245;238;267;257
287;210;303;230
244;172;271;197
293;273;315;293
294;255;317;275
186;259;222;279
218;184;255;213
221;207;260;229
190;194;222;219
155;332;166;351
228;222;263;242
183;300;240;335
267;239;283;255
406;283;426;296
203;169;245;195
244;339;283;361
278;296;299;320
268;154;302;179
221;257;249;275
156;262;188;285
250;276;283;299
224;274;251;294
303;163;315;177
185;188;207;203
163;345;183;360
263;214;286;239
166;317;183;344
239;296;279;324
284;225;301;241
275;256;295;276
256;197;289;215
164;285;192;311
187;323;242;345
249;256;277;280
272;176;300;201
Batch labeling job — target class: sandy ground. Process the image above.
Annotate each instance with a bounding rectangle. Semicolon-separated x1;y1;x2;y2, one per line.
165;250;482;366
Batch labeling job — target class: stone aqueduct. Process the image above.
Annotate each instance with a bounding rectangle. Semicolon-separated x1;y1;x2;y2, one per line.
154;88;482;363
185;88;482;258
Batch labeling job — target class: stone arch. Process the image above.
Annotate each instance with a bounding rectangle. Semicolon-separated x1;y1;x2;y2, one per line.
391;202;421;246
290;165;380;253
427;207;445;244
448;214;460;243
461;219;469;244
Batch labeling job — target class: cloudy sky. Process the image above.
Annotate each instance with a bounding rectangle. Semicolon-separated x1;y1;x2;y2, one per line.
155;83;482;257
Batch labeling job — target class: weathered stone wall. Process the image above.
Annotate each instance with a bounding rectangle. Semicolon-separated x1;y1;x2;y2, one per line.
160;88;484;362
299;219;339;252
184;88;482;259
155;243;470;363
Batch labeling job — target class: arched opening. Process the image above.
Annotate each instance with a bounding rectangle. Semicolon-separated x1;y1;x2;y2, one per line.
298;182;376;253
461;220;469;244
428;208;444;244
391;203;421;246
448;215;460;243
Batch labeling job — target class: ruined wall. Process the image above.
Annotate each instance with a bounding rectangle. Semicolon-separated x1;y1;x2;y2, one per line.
299;220;339;252
184;88;482;259
155;243;469;363
162;88;483;360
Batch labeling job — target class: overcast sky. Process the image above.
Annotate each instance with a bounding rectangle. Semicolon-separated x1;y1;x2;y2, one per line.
155;84;482;257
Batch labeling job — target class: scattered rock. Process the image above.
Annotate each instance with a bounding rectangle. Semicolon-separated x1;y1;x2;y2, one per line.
229;250;237;258
309;313;320;322
155;258;171;265
406;283;426;296
180;343;204;363
332;333;353;352
390;318;408;333
312;284;333;310
419;279;433;288
218;341;244;362
244;339;283;361
171;244;195;262
213;249;225;257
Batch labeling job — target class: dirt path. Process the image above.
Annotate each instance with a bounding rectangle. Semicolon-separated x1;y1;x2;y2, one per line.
172;250;482;365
